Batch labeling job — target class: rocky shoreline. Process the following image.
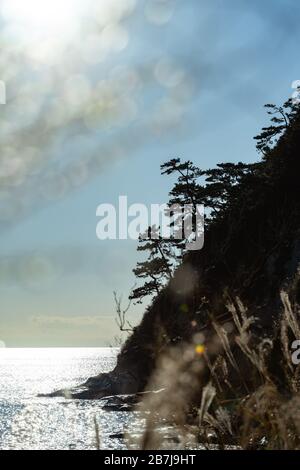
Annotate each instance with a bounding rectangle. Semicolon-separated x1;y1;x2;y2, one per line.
39;375;165;412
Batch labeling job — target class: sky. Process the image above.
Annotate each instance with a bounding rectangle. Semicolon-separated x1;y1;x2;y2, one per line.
0;0;299;347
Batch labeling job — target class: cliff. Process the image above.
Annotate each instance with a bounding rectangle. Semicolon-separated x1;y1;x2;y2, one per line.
47;104;300;405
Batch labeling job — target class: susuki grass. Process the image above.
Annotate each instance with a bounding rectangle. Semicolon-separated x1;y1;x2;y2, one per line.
127;291;300;450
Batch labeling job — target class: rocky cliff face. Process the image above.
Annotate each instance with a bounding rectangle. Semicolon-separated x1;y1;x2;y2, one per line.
47;109;300;401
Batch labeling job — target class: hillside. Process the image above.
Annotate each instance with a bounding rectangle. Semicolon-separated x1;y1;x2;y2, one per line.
109;100;300;397
49;100;300;448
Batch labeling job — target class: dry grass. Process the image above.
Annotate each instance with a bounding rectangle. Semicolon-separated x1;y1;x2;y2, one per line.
129;291;300;450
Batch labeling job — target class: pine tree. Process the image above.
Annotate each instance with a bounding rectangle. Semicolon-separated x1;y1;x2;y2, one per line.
129;225;174;304
130;98;300;304
254;99;299;156
160;158;202;211
130;158;257;303
161;158;204;255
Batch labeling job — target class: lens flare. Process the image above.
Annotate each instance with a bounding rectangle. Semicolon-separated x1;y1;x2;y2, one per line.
2;0;84;36
195;344;205;356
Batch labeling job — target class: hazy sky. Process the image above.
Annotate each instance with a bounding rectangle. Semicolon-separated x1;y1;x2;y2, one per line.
0;0;299;347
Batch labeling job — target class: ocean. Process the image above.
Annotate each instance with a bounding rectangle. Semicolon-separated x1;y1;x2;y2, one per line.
0;348;137;450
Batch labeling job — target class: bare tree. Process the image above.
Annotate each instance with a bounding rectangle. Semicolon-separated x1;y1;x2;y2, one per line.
113;287;135;334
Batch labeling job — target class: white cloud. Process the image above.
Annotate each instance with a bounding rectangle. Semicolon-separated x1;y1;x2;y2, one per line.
30;315;111;327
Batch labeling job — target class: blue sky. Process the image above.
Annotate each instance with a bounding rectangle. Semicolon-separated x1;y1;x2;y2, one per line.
0;0;299;346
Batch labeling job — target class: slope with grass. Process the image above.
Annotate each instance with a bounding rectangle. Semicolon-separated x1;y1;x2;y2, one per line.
50;102;300;448
109;101;300;399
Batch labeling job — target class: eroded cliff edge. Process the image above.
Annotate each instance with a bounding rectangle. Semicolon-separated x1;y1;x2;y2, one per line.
46;106;300;401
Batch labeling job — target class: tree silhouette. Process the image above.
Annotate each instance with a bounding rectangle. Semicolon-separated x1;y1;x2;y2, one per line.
130;99;300;305
130;159;257;302
129;226;174;304
254;99;299;156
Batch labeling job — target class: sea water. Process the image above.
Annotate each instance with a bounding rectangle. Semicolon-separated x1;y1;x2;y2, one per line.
0;348;136;450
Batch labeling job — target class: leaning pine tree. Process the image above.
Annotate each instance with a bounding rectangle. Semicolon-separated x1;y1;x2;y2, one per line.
129;225;175;304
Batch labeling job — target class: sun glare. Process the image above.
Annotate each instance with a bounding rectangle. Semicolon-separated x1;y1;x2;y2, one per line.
2;0;83;35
